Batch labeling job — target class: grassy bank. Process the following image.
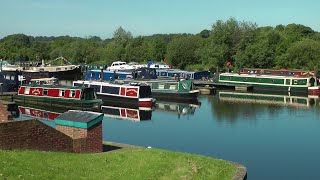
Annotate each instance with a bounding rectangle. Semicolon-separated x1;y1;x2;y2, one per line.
0;143;237;179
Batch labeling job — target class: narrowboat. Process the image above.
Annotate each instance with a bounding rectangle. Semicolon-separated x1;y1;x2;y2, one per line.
15;84;102;110
4;57;82;83
218;91;319;108
85;68;157;81
241;68;316;76
73;80;155;108
101;105;152;121
156;69;210;80
217;73;320;94
116;79;200;102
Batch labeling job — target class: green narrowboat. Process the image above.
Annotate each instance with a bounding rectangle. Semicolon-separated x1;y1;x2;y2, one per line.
116;79;200;102
218;73;320;94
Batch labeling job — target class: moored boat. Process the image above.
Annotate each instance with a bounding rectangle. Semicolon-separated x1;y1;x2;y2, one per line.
217;73;320;94
116;79;200;102
156;69;210;80
73;80;155;108
15;84;102;110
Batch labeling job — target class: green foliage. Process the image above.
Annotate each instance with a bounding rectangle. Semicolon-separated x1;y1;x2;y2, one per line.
166;36;202;69
276;39;320;69
0;20;319;71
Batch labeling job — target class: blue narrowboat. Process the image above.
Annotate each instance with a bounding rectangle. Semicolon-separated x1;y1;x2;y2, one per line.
156;69;210;80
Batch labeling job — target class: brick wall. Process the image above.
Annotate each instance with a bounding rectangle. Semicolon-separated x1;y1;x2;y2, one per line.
0;120;74;152
57;122;103;153
0;102;10;121
0;120;103;153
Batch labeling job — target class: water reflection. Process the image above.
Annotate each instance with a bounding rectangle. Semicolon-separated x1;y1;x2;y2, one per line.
207;91;320;124
17;104;64;121
101;105;152;122
155;100;201;118
218;91;319;108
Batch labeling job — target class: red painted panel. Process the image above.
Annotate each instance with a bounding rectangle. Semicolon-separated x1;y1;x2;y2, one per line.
47;112;61;121
18;106;26;114
29;87;43;96
65;90;71;98
126;109;138;119
125;88;138;97
48;89;60;97
120;87;126;96
30;109;44;118
75;90;81;99
120;109;126;117
18;86;25;95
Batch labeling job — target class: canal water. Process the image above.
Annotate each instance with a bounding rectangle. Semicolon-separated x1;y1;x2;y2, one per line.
15;91;320;180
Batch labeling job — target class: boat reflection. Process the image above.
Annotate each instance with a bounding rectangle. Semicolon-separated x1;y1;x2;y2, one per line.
101;105;152;121
155;100;201;118
17;104;66;121
218;91;319;108
17;102;153;122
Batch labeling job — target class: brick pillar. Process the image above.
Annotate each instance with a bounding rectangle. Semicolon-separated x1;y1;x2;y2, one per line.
0;102;10;122
54;110;103;153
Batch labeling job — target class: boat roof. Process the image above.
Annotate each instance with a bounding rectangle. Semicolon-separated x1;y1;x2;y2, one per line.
112;61;126;64
220;73;313;79
30;77;58;81
22;84;85;89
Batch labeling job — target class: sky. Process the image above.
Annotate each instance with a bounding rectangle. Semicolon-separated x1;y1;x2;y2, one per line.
0;0;319;39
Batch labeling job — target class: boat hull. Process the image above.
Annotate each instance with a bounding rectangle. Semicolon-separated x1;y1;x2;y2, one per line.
151;90;200;103
15;95;102;110
97;94;154;108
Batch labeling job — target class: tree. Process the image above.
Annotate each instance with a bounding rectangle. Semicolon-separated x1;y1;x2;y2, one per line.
276;39;320;70
166;36;202;69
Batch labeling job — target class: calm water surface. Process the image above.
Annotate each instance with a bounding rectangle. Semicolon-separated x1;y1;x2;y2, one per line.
17;91;320;180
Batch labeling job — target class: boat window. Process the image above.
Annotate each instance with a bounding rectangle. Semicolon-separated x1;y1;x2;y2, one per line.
56;68;61;71
70;90;76;97
159;84;165;89
169;84;177;90
293;80;298;85
101;86;120;94
65;68;67;70
39;68;44;72
25;87;30;94
59;90;65;97
285;79;290;85
43;89;48;96
91;73;94;78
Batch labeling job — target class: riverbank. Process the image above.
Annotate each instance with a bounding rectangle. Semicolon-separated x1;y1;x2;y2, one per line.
0;142;244;179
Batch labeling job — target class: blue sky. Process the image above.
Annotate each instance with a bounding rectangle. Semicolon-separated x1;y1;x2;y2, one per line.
0;0;319;39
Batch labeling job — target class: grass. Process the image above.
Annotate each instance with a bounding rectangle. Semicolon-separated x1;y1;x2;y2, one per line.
0;142;237;180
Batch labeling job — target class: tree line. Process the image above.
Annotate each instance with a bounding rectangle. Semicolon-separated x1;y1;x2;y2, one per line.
1;17;320;72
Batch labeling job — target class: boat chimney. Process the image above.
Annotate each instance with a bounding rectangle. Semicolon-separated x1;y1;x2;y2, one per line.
100;68;103;82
